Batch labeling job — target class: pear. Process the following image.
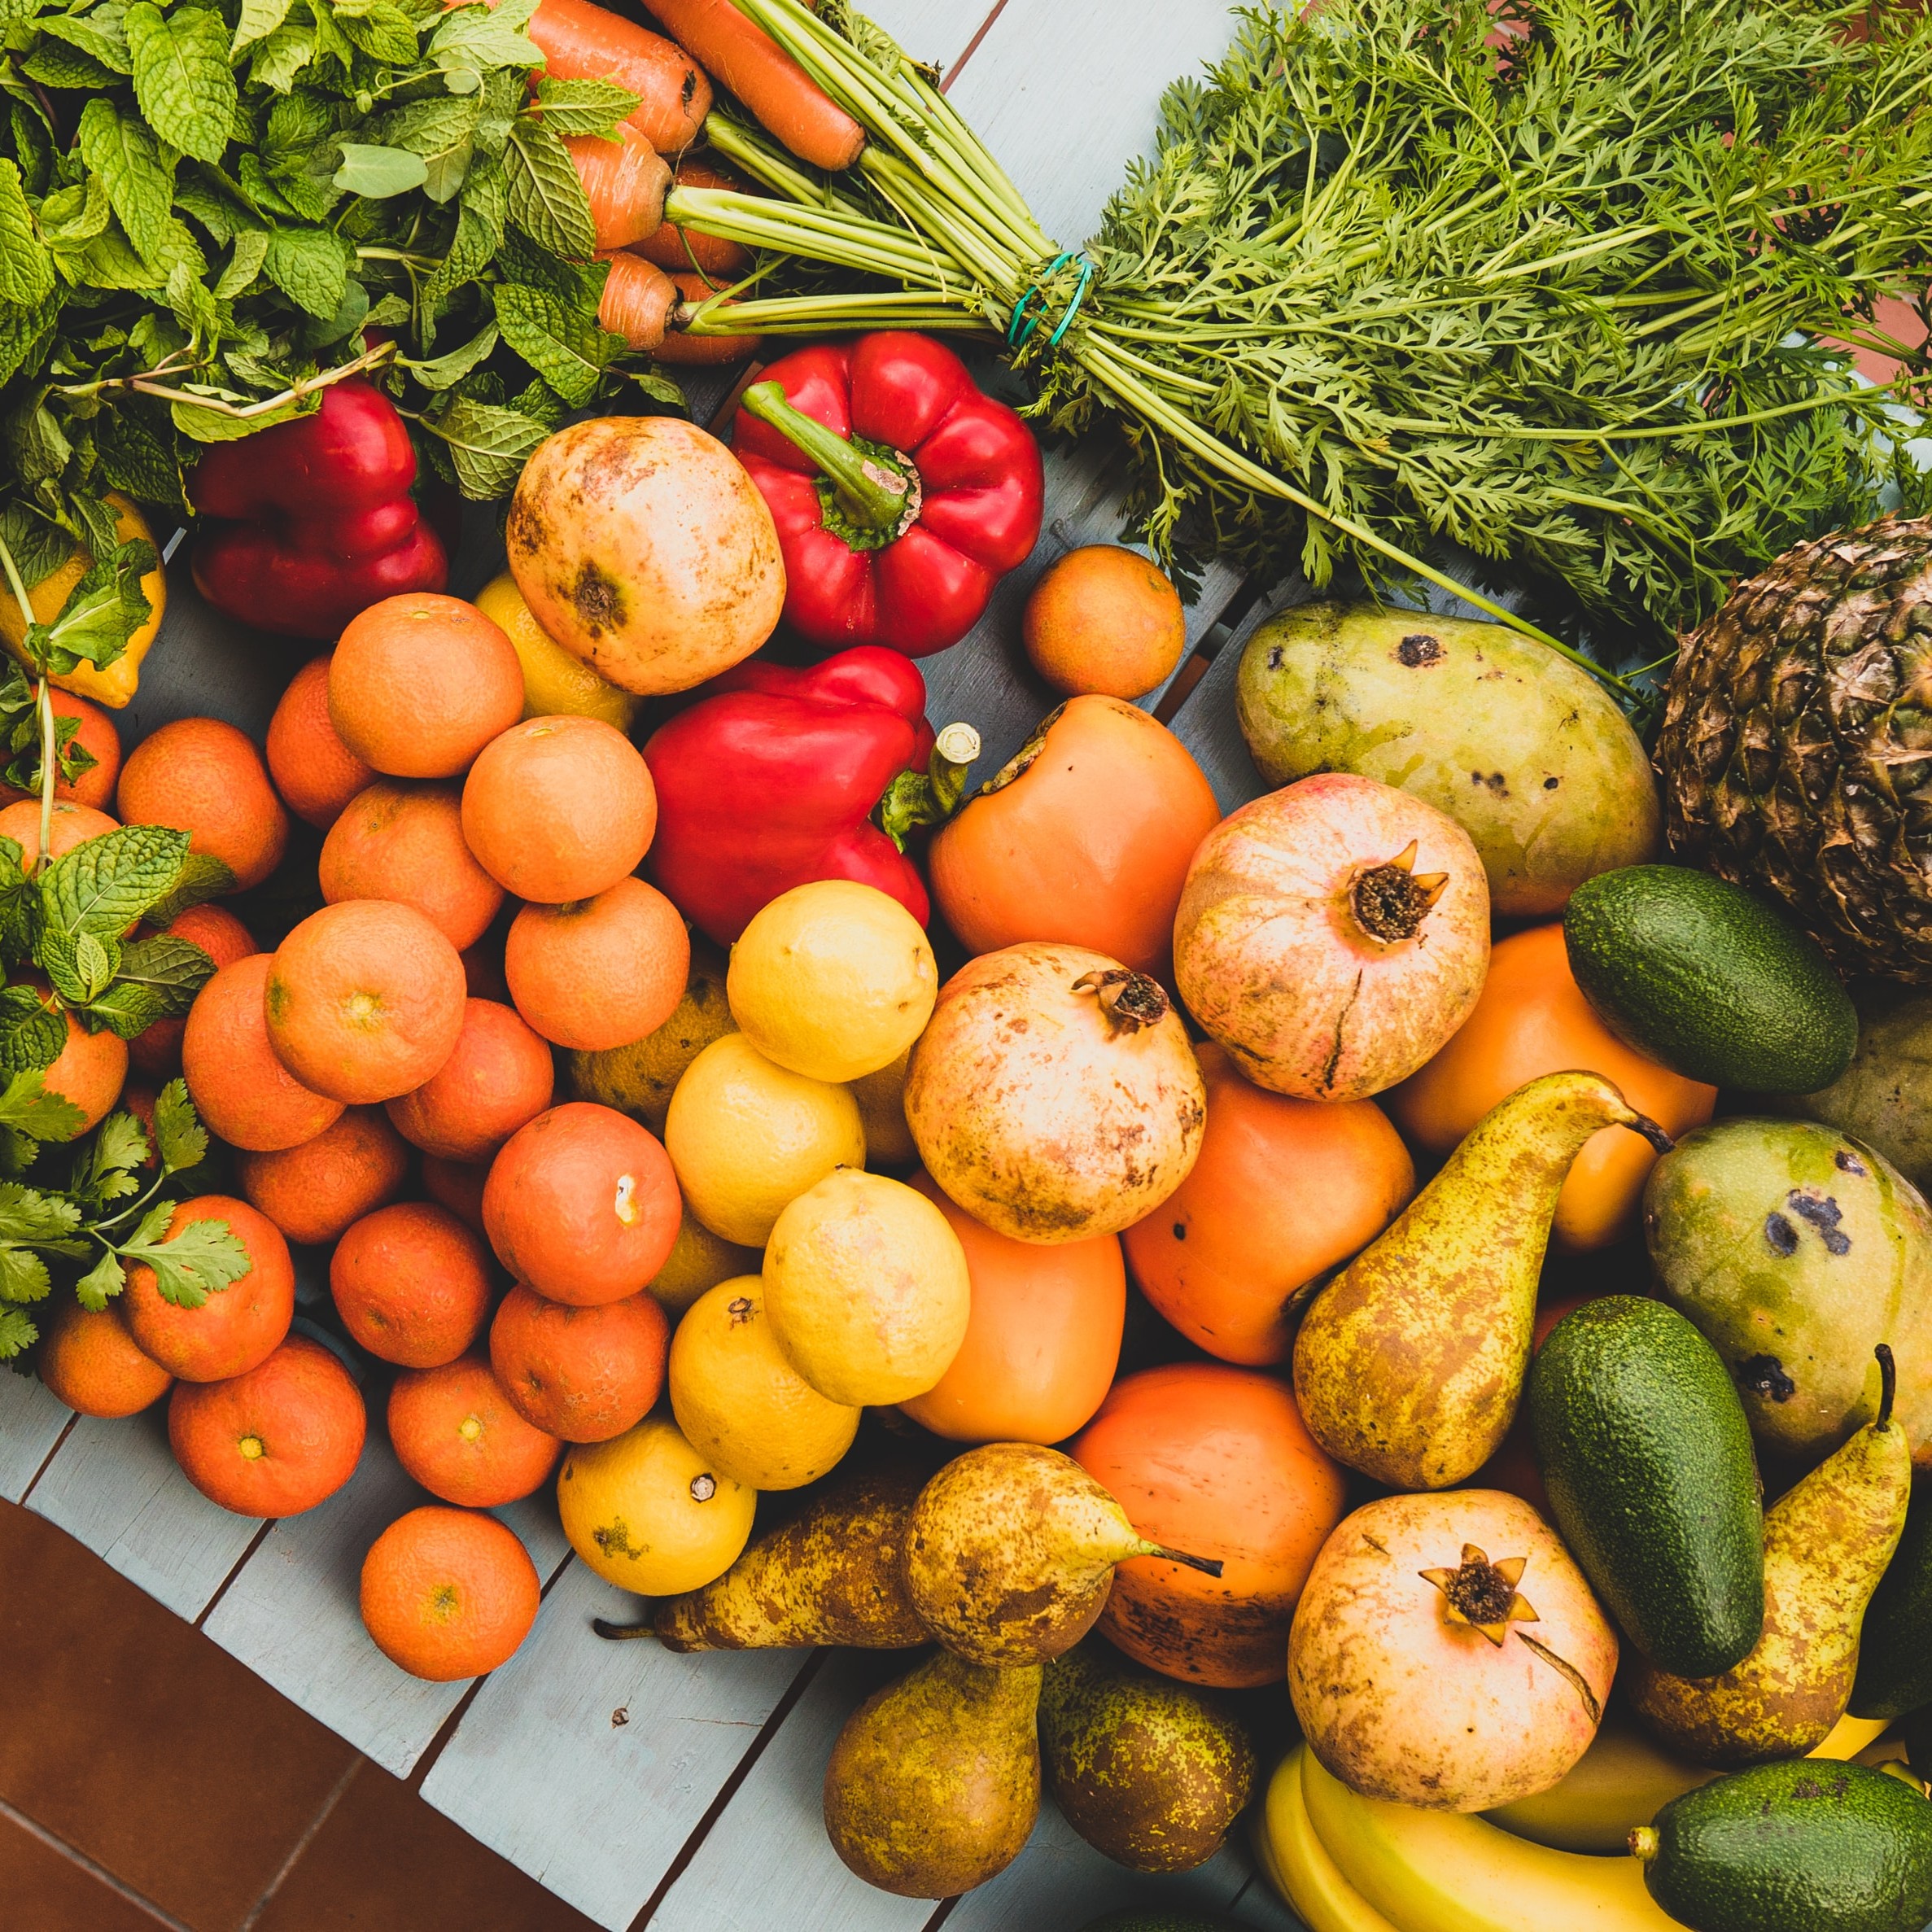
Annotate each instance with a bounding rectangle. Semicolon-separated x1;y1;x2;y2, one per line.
823;1648;1041;1897
903;1442;1222;1667
1292;1070;1667;1488
1039;1643;1257;1873
595;1468;930;1652
1631;1345;1914;1766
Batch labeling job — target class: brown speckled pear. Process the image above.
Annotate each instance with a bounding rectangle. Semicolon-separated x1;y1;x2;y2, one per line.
1293;1071;1665;1489
601;1468;930;1652
1630;1346;1912;1766
1040;1642;1257;1873
903;1443;1223;1668
823;1649;1041;1898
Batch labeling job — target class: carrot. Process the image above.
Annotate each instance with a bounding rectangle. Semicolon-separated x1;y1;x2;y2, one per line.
568;125;673;251
597;252;677;350
652;269;762;364
522;0;712;153
632;157;753;277
639;0;863;171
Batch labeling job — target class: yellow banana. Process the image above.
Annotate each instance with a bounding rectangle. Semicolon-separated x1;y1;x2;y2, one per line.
1256;1748;1401;1932
1300;1747;1681;1932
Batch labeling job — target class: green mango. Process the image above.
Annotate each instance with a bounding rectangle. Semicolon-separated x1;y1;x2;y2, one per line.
1234;601;1659;916
1643;1117;1932;1471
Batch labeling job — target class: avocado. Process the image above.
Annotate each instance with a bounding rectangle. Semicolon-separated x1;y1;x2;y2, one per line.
1527;1296;1764;1677
1632;1759;1932;1932
1563;865;1856;1093
1851;1475;1932;1721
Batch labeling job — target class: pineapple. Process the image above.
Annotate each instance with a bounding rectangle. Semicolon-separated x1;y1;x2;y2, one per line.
1658;515;1932;985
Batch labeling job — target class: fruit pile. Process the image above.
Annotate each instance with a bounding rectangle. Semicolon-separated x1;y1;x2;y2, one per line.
19;392;1932;1932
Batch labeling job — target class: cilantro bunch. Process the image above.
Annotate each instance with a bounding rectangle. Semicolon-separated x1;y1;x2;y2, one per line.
0;0;675;671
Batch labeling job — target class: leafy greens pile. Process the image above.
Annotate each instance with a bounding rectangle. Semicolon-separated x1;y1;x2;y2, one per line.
673;0;1932;672
0;0;673;673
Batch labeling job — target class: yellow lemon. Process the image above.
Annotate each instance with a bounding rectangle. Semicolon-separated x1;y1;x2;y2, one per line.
475;571;640;731
727;880;938;1084
666;1033;866;1247
569;941;734;1135
647;1209;762;1317
669;1277;859;1489
0;493;164;709
849;1045;917;1167
557;1413;754;1596
763;1169;970;1406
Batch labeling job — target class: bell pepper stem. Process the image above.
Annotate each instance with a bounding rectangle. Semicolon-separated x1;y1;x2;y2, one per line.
738;381;914;536
876;722;981;850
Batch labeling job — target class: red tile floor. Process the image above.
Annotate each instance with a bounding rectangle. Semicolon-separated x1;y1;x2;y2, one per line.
0;1501;597;1932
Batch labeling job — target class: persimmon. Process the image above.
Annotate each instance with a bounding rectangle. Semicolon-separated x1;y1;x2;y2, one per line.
488;1283;668;1442
235;1106;410;1246
504;876;688;1051
329;592;525;778
116;717;288;890
898;1168;1125;1445
360;1506;540;1681
0;798;117;867
1122;1042;1414;1366
37;1301;172;1417
387;998;554;1163
129;901;256;1078
119;1195;295;1383
928;696;1222;977
183;954;345;1152
169;1335;365;1517
267;653;378;830
0;689;121;811
36;998;128;1134
265;899;468;1104
330;1201;493;1369
387;1354;562;1507
1072;1362;1348;1687
1385;923;1718;1250
319;780;505;950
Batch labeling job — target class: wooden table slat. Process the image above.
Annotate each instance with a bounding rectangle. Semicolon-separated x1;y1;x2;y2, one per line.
0;1370;71;1503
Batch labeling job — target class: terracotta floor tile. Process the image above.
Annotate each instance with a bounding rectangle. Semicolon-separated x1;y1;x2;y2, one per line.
252;1759;601;1932
0;1806;172;1932
0;1501;356;1932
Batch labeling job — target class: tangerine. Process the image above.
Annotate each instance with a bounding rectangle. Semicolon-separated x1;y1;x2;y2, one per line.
1022;544;1187;701
488;1283;667;1442
387;998;554;1164
119;1195;295;1383
319;781;505;949
182;954;344;1151
387;1354;562;1507
0;690;121;811
37;999;129;1134
116;717;288;890
37;1300;172;1417
330;1201;493;1368
128;901;256;1078
0;798;118;867
504;876;688;1051
359;1505;540;1681
234;1105;410;1246
265;654;377;830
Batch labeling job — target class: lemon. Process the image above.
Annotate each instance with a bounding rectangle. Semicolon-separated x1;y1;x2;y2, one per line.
647;1210;762;1317
557;1414;754;1596
669;1276;860;1489
849;1045;917;1167
727;881;938;1084
666;1033;866;1247
475;571;640;731
763;1169;970;1406
569;942;734;1135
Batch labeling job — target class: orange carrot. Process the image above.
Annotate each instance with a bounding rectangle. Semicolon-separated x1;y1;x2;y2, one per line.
524;0;712;153
632;157;753;277
568;125;673;251
597;252;678;350
639;0;863;171
652;269;762;364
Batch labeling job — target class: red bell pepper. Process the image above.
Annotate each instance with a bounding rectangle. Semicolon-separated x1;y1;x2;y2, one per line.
189;378;448;640
642;646;979;943
731;331;1044;658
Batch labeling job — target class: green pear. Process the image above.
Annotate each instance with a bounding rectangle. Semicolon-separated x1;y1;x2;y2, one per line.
1293;1070;1666;1488
595;1468;930;1652
1040;1643;1257;1873
903;1442;1222;1667
823;1649;1041;1897
1631;1346;1914;1765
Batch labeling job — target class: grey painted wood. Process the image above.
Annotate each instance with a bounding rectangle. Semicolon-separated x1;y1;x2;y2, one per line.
861;0;999;75
420;1561;806;1930
24;1404;260;1621
0;1368;69;1501
649;1650;933;1932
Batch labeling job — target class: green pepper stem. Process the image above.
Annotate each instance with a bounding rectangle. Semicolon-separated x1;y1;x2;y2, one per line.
876;722;981;850
738;381;914;536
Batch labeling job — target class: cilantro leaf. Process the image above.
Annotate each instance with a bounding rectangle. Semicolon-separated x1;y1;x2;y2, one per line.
0;1245;49;1305
126;5;240;168
0;1068;86;1145
118;1200;250;1309
73;1247;125;1311
151;1078;206;1175
0;1181;83;1249
41;822;190;940
73;1108;149;1207
0;1305;35;1357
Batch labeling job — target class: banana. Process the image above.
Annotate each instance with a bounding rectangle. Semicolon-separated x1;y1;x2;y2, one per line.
1256;1747;1401;1932
1300;1746;1681;1932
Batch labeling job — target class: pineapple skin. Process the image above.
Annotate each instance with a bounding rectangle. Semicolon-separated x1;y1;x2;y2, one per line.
1659;514;1932;985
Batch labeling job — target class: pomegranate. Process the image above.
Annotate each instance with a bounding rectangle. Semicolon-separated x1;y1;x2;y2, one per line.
904;942;1205;1244
1288;1489;1616;1811
1173;773;1489;1101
